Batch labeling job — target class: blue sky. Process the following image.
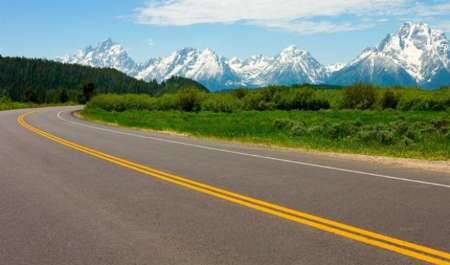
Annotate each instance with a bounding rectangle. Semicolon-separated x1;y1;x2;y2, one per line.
1;0;449;65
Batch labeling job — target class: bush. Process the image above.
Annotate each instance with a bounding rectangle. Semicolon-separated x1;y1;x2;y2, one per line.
431;119;449;129
87;94;156;112
290;124;306;136
87;94;121;111
176;88;206;112
155;93;179;111
397;89;449;111
325;122;355;139
86;85;448;114
275;88;330;111
342;84;377;109
381;90;399;109
375;129;395;145
272;119;295;130
307;125;324;135
201;94;242;112
357;126;396;145
231;88;248;99
242;92;274;111
0;96;10;103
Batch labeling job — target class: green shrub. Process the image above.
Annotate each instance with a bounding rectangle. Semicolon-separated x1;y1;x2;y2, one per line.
325;122;355;139
342;84;377;109
0;96;10;103
400;136;415;146
231;88;248;99
375;129;395;145
275;88;330;110
381;90;399;109
397;89;449;111
87;94;156;112
272;119;295;130
242;92;274;111
176;88;206;112
431;119;449;129
86;85;448;114
155;93;179;111
289;88;314;109
405;129;420;141
357;126;396;145
201;94;242;112
393;121;410;135
307;125;324;135
290;124;306;136
87;94;122;111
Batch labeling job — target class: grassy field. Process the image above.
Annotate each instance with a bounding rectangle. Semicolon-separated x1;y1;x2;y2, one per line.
81;108;449;160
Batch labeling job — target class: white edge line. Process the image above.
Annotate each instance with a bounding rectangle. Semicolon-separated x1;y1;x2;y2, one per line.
56;110;450;189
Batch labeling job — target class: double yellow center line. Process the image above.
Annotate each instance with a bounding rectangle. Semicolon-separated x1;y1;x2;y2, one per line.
18;111;450;265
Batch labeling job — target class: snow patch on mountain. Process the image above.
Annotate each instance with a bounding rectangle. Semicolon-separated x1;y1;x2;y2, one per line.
324;63;345;74
58;39;139;76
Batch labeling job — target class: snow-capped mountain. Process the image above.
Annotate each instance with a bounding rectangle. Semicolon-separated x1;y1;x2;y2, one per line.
58;23;450;90
58;39;139;76
324;63;345;74
137;48;240;90
226;46;327;88
258;46;326;85
330;22;450;88
59;41;327;90
329;48;417;87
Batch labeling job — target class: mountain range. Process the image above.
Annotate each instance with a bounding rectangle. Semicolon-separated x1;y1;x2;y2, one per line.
58;22;450;90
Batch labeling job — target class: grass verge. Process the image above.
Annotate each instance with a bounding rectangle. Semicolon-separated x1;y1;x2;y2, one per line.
81;108;449;161
0;102;35;111
0;101;77;112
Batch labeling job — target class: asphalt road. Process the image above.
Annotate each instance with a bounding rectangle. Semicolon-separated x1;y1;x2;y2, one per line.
1;106;449;265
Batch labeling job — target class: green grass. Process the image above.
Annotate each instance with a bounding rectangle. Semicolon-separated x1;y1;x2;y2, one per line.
0;99;76;111
0;101;35;111
81;108;450;160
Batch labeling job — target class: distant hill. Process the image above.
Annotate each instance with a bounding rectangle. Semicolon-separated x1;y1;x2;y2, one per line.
158;76;208;95
0;56;207;103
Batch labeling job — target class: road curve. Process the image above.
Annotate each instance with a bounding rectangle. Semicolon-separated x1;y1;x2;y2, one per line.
1;106;449;265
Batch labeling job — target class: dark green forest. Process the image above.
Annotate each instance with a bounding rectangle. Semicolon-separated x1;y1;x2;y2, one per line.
0;56;207;103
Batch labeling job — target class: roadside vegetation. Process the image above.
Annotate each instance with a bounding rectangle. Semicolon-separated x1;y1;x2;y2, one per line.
0;96;34;111
0;96;76;111
82;84;450;160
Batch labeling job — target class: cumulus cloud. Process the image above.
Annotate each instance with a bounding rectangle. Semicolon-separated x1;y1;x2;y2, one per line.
133;0;450;34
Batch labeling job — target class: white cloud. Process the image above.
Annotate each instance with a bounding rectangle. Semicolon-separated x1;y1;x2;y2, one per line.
134;0;450;34
412;2;450;17
432;21;450;33
253;19;375;34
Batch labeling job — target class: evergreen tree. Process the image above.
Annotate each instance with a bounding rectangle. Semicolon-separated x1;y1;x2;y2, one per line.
0;56;208;103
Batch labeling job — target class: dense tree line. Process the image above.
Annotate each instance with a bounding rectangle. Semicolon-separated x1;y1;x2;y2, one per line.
0;56;207;103
87;84;450;113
